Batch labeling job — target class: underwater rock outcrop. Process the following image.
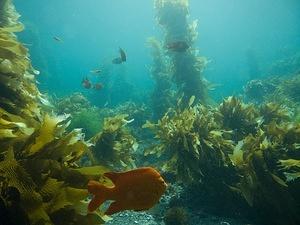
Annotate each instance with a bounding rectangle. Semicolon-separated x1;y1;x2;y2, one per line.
244;73;300;123
245;73;300;104
163;206;189;225
243;79;277;103
154;0;208;105
268;51;300;76
54;92;91;115
277;73;300;103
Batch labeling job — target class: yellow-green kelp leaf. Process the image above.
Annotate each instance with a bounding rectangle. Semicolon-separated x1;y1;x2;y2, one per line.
25;114;69;156
1;23;24;32
0;108;34;141
44;187;88;214
0;128;16;138
229;141;244;167
71;200;112;223
72;166;109;176
279;159;300;170
0;148;51;224
50;206;109;225
40;178;64;202
188;95;195;107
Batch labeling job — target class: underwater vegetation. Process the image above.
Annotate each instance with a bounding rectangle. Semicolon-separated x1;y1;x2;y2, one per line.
0;114;109;225
147;37;174;120
90;114;138;170
0;2;112;224
67;108;102;140
54;92;91;115
216;96;259;141
105;101;150;130
144;96;300;225
143;96;235;182
0;184;30;225
54;91;150;140
0;0;21;29
54;92;149;142
154;0;208;106
228;127;300;225
1;0;300;224
53;92;102;139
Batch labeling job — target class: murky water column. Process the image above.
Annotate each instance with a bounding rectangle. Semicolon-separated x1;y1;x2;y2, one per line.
154;0;208;105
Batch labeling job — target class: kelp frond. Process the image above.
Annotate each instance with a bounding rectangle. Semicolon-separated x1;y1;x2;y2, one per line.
0;2;107;224
216;96;259;140
90;114;137;170
143;97;234;182
146;95;300;224
260;102;291;124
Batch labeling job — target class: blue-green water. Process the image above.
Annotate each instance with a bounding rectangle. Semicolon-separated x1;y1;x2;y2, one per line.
5;1;300;225
15;0;300;104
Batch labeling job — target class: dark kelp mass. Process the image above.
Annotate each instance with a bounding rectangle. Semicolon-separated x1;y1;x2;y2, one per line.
0;1;108;224
1;0;300;225
143;96;300;224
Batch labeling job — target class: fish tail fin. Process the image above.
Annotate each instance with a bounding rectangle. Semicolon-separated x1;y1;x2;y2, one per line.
87;180;110;212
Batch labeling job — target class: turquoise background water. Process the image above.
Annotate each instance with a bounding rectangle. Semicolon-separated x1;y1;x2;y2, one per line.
15;0;300;104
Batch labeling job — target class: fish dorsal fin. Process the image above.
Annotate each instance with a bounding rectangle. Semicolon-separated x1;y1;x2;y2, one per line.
104;172;121;184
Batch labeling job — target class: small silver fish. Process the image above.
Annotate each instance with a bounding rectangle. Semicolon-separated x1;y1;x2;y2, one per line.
53;36;63;42
112;47;127;64
90;69;102;74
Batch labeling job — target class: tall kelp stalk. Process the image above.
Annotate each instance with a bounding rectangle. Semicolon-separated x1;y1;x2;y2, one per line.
147;37;174;120
0;1;109;224
0;0;20;28
154;0;208;105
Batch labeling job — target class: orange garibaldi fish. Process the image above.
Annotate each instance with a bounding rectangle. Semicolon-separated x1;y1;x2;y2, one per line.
87;167;167;215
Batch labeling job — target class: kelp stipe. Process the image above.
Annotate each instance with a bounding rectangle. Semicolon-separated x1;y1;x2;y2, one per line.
147;37;174;120
154;0;208;106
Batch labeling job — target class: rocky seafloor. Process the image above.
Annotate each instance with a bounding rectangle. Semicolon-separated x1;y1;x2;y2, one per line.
106;210;254;225
105;184;255;225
